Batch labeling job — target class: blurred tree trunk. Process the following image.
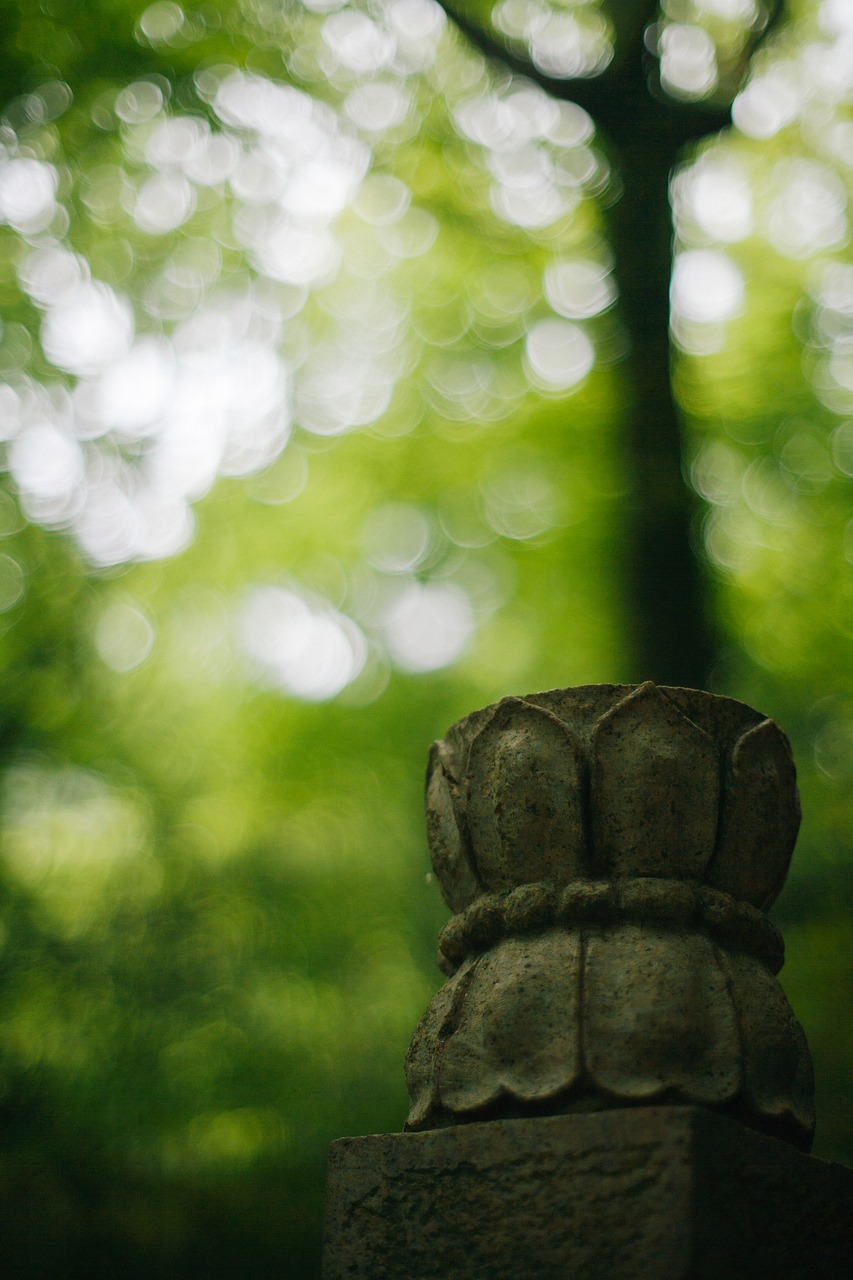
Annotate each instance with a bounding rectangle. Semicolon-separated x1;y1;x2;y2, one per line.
440;3;726;687
601;78;725;689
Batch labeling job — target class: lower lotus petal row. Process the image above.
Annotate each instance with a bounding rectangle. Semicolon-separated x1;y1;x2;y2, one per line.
406;925;814;1149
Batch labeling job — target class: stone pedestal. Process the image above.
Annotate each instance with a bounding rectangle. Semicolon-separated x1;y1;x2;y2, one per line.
323;1107;853;1280
324;685;848;1277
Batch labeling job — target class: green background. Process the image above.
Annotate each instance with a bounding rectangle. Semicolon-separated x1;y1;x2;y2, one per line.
0;2;851;1275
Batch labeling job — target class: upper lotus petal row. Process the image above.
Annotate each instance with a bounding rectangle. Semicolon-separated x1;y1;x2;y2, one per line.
427;682;800;914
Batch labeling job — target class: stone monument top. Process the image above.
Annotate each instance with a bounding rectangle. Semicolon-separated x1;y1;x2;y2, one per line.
324;685;853;1280
406;682;814;1150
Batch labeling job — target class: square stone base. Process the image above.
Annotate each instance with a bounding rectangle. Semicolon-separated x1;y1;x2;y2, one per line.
323;1106;853;1280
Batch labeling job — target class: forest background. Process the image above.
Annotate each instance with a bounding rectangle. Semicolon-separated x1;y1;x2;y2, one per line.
0;1;852;1276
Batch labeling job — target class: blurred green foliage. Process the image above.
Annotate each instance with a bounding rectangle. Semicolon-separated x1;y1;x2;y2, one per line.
0;1;852;1276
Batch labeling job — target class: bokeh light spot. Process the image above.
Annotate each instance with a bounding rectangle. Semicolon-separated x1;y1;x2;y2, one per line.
115;80;165;124
95;602;156;672
766;160;848;260
732;70;802;139
674;158;753;243
544;259;615;319
0;552;25;611
241;586;367;701
133;173;196;234
659;23;718;101
361;503;432;573
381;580;474;673
671;250;745;324
524;318;594;390
0;158;58;234
41;282;134;377
322;11;395;75
482;464;560;541
138;2;185;46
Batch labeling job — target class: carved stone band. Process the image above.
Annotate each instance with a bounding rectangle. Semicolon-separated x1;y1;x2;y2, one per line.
437;877;785;977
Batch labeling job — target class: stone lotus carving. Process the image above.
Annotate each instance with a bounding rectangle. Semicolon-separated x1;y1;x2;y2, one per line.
406;683;815;1150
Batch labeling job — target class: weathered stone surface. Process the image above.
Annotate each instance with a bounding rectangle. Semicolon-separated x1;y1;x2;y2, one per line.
710;717;800;909
410;683;814;1147
425;683;798;907
323;1107;853;1280
403;957;473;1131
590;682;718;880
582;926;740;1103
466;697;586;890
438;929;581;1113
720;949;815;1137
424;740;480;912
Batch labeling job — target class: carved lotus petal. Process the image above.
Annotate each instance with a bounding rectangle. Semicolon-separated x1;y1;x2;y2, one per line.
438;931;581;1115
583;926;741;1103
721;951;815;1148
710;719;800;909
425;741;480;911
404;958;475;1131
590;682;718;879
466;698;586;892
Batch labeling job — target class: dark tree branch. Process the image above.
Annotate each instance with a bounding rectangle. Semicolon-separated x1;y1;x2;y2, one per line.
437;0;621;115
437;0;732;143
